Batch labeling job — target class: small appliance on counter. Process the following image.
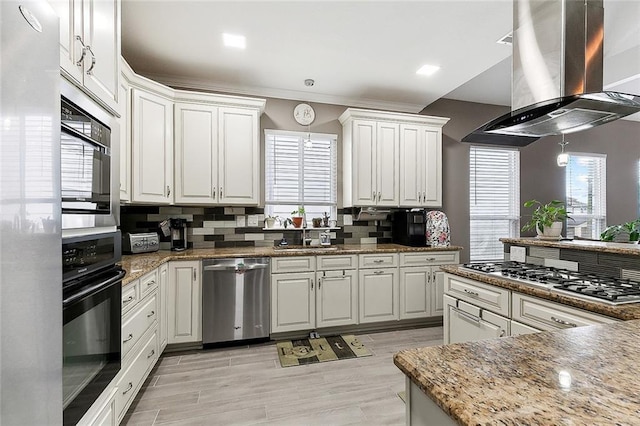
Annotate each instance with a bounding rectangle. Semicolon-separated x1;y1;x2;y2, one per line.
122;232;159;254
170;218;188;251
425;210;451;247
392;210;426;246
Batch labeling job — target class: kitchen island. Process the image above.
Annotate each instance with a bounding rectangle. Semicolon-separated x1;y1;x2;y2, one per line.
394;238;640;425
394;319;640;425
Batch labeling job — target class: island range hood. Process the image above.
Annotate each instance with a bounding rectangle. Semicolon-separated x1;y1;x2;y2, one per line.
463;0;640;146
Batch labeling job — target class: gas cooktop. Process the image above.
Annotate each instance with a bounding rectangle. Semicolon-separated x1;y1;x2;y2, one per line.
462;261;640;305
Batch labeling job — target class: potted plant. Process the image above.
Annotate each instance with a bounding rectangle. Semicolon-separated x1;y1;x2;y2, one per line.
521;199;570;240
290;206;305;228
600;219;640;243
264;215;278;229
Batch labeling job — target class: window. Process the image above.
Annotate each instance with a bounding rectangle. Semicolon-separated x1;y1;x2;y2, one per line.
565;153;606;239
264;129;337;222
469;146;520;262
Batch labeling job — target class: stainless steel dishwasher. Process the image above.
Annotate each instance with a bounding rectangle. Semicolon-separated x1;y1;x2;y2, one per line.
202;258;270;346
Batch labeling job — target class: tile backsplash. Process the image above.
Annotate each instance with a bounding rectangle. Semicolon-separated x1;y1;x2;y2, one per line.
120;206;392;249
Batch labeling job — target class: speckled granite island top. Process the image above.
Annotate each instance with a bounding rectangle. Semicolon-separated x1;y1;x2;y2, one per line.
441;265;640;320
120;244;462;285
394;320;640;425
501;237;640;256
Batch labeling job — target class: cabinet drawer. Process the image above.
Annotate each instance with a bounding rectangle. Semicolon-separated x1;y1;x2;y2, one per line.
122;294;157;360
399;251;459;267
512;293;617;332
271;256;316;273
444;274;510;316
115;331;158;420
359;253;398;269
121;280;139;315
139;269;158;300
317;255;357;271
510;320;541;336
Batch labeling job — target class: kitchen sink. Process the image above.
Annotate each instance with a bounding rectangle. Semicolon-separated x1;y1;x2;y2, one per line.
272;245;341;252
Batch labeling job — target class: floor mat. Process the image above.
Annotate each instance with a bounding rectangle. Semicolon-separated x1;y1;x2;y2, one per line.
276;335;372;367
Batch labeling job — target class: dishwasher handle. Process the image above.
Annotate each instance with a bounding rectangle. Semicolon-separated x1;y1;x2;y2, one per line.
203;263;268;272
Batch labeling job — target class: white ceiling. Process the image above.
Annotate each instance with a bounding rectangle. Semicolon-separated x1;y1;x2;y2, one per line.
121;0;640;116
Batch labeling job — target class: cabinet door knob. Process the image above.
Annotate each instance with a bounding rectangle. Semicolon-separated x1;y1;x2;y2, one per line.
123;295;134;305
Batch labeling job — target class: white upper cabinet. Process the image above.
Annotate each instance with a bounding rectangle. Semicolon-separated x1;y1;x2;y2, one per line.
173;99;263;205
400;124;443;207
131;88;174;204
340;108;448;208
218;107;260;205
119;59;266;206
118;76;131;201
51;0;121;114
174;103;218;204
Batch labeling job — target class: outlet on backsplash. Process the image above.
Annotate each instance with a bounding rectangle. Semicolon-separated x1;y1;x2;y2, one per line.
510;246;527;263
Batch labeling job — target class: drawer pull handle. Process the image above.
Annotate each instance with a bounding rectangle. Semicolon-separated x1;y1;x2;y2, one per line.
373;270;384;275
550;316;577;328
426;257;436;261
373;259;384;264
123;296;134;305
463;289;479;296
147;310;155;318
122;382;133;395
499;329;506;337
123;333;133;343
147;349;155;359
147;280;156;286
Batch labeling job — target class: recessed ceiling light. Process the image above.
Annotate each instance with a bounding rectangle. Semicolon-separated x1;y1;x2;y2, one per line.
223;33;246;49
416;64;440;76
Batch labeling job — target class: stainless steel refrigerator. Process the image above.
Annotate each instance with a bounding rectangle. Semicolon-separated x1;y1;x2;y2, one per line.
0;1;62;424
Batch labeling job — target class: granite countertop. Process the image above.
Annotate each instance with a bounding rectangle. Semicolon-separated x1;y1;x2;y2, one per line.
394;319;640;425
501;237;640;256
441;264;640;320
120;243;463;285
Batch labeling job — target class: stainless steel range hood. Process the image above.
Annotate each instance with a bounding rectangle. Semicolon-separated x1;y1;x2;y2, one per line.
463;0;640;146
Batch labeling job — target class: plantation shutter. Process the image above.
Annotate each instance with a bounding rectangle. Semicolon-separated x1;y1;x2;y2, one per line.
469;146;520;262
265;130;337;207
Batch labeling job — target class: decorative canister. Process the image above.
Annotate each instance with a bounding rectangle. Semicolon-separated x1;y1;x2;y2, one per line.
425;210;450;246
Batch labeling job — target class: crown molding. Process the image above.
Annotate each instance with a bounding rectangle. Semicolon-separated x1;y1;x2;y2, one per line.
141;72;428;114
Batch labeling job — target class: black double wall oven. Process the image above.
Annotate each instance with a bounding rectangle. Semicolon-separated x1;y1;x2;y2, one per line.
62;232;124;426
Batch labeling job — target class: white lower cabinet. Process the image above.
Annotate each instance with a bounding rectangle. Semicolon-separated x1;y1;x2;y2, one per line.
399;266;430;319
316;269;358;328
443;295;509;344
359;268;399;323
512;293;618;331
271;271;315;333
77;388;117;426
444;273;619;344
115;331;158;421
399;252;459;319
167;261;202;344
158;263;169;352
510;320;540;336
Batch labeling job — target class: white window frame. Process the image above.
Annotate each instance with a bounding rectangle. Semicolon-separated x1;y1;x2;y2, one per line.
264;129;338;223
565;152;606;239
469;146;520;262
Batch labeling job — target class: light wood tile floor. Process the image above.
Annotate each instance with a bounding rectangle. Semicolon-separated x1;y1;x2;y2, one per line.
122;326;443;426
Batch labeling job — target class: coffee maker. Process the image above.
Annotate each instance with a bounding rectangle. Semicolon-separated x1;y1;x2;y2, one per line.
392;210;427;246
169;218;187;251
